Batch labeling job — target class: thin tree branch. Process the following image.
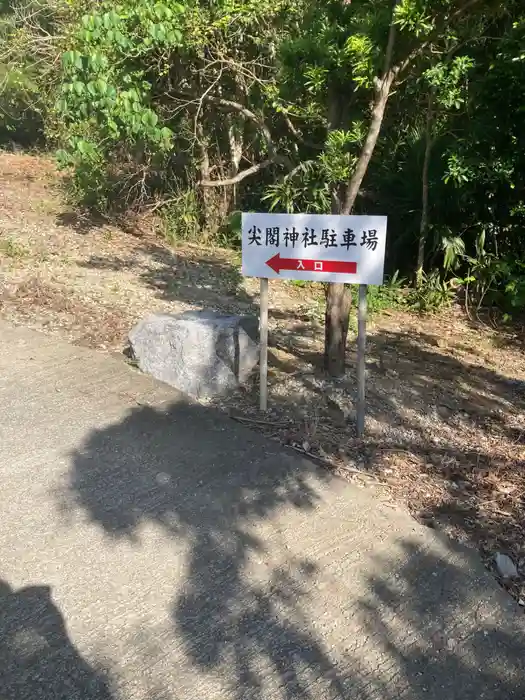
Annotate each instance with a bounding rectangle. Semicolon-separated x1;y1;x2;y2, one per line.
396;0;483;75
176;91;276;153
176;90;294;185
192;70;225;142
200;158;274;187
416;89;435;284
282;112;301;139
341;0;481;215
382;0;399;78
282;112;323;150
342;1;400;214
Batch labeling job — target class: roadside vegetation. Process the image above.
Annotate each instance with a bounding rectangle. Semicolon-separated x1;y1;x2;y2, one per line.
1;0;525;371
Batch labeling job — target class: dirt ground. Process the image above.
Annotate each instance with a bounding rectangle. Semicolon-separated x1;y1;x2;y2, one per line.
1;152;525;605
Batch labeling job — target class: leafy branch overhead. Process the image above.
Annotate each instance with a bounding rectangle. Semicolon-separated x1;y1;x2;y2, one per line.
48;0;512;201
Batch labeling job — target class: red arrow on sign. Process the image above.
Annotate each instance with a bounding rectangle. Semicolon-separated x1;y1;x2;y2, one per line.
266;253;357;275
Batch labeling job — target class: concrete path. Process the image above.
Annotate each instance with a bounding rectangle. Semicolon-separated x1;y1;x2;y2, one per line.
0;320;524;700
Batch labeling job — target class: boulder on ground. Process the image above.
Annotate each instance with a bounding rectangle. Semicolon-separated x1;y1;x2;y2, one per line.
129;311;259;399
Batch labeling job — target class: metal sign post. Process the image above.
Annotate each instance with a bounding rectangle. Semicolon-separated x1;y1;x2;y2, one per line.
241;213;387;427
356;284;367;438
259;277;269;411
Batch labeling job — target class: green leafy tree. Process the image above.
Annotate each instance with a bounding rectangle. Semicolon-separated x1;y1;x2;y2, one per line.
44;0;525;371
0;0;70;144
265;0;508;373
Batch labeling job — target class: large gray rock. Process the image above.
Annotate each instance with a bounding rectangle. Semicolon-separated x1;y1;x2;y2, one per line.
129;311;259;399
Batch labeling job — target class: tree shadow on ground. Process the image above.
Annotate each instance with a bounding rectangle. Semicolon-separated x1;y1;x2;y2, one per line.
55;199;158;238
67;226;525;585
55;197;256;312
63;399;345;699
364;329;525;436
357;536;525;699
460;309;525;355
218;323;525;578
139;249;254;312
55;210;110;236
356;330;524;567
255;322;524;451
78;241;256;314
0;579;114;700
60;396;525;699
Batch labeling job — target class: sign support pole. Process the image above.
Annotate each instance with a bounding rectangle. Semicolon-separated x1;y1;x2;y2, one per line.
259;277;269;411
356;284;367;438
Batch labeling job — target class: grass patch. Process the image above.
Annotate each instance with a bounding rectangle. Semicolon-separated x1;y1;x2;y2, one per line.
0;237;30;259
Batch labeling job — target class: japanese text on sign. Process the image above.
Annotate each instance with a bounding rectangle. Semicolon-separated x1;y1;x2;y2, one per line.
247;226;379;251
242;213;387;285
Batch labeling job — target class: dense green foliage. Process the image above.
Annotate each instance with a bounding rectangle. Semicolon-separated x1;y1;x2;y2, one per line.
2;0;525;317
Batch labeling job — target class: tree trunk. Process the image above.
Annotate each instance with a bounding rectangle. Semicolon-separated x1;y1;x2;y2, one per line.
324;188;352;375
323;74;395;376
416;92;434;286
195;118;213;237
341;74;395;216
324;282;353;376
227;115;243;212
323;1;400;376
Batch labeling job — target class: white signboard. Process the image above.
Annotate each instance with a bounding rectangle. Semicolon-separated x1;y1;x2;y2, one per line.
242;213;387;285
